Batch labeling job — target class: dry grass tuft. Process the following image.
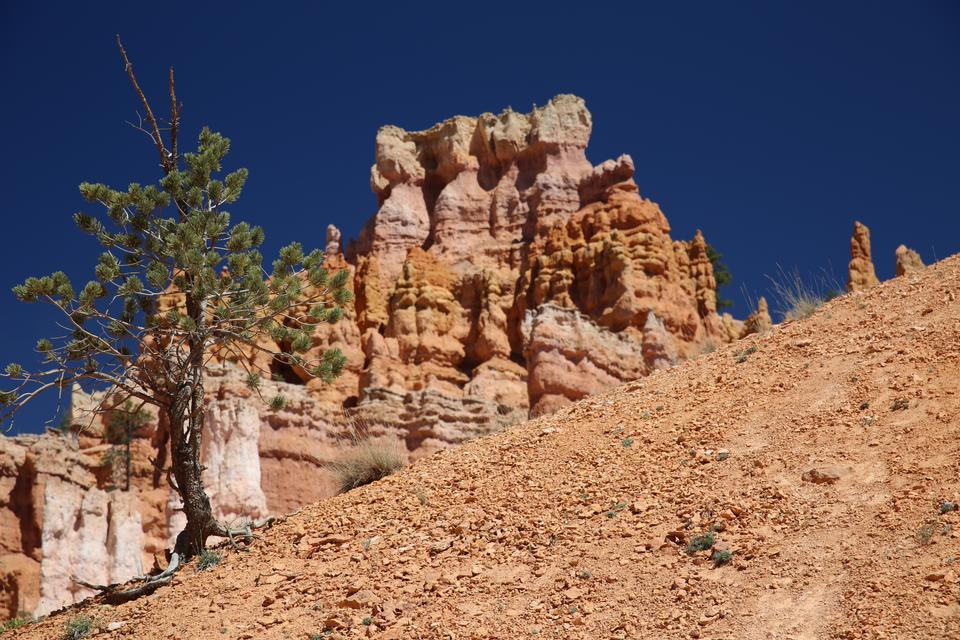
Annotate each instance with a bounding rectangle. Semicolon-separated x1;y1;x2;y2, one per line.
766;265;840;322
332;417;406;493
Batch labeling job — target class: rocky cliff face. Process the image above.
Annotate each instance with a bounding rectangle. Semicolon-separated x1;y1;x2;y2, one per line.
0;95;735;618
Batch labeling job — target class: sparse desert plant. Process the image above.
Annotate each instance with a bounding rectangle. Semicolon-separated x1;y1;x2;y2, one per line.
766;265;840;322
685;532;716;555
891;398;910;411
695;339;719;357
940;501;958;514
62;615;94;640
706;243;734;311
413;485;428;506
102;402;151;491
197;549;222;571
1;615;32;633
605;502;628;518
916;521;937;546
734;345;758;363
332;419;406;493
711;550;733;566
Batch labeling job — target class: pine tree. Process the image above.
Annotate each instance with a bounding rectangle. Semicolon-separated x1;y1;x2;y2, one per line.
706;243;733;311
104;402;150;491
1;37;350;601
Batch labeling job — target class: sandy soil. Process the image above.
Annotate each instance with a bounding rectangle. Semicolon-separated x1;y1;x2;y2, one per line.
11;255;960;639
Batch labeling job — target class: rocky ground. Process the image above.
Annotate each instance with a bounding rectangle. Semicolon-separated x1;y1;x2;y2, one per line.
8;255;959;639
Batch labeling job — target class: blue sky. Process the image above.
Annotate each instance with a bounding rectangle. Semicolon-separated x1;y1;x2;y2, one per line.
1;1;958;433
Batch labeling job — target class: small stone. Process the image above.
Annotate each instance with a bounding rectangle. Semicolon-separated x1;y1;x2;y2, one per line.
562;587;583;600
802;466;848;484
430;539;453;554
339;589;379;610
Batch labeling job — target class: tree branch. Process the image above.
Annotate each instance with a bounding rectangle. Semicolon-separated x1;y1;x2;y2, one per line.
168;67;179;165
116;35;170;172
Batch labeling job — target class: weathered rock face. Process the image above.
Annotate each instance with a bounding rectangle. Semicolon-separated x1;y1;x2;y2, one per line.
740;297;772;338
349;98;729;437
0;435;145;618
0;95;738;619
846;221;880;292
523;305;649;416
894;244;924;277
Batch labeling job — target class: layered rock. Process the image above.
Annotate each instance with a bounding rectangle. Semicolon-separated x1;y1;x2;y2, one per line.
894;244;924;277
0;435;145;618
846;221;880;292
1;95;740;618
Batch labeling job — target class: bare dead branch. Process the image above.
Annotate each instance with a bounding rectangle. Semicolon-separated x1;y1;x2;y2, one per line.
168;67;179;164
116;34;170;172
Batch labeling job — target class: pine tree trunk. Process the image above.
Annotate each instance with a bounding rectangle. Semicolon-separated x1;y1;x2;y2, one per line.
125;435;131;492
167;381;216;557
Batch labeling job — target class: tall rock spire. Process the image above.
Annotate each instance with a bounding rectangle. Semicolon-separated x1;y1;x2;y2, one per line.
846;221;879;292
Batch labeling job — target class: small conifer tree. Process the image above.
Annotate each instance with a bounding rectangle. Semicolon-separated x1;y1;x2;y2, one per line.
103;402;150;491
706;243;733;310
1;38;350;599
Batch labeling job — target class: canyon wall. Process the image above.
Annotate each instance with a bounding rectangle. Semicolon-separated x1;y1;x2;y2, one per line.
0;95;736;618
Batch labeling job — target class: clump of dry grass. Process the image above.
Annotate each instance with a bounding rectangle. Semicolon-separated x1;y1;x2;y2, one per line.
766;265;840;322
332;417;406;493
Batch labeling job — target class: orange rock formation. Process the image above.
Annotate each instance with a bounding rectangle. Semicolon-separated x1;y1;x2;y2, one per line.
0;95;736;617
846;220;880;292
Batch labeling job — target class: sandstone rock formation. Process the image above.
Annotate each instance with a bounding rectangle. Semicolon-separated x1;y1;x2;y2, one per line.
740;296;772;338
846;220;880;292
0;95;740;619
0;435;145;617
894;244;924;277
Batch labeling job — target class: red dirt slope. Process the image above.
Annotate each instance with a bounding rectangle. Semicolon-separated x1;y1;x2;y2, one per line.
12;256;960;639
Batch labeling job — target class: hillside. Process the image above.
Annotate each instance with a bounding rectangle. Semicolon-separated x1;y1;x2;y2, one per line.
0;94;748;618
10;255;959;639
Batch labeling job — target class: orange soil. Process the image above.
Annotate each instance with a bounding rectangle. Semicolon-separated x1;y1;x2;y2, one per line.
12;256;960;639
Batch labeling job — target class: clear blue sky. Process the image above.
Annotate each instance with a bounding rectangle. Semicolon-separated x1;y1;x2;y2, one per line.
2;1;958;433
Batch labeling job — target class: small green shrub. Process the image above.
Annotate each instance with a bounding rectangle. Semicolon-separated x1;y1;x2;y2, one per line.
711;550;733;567
197;549;222;571
916;522;937;546
891;398;909;411
685;532;716;555
940;501;958;514
63;615;94;640
621;438;633;448
734;345;758;360
605;502;628;518
1;615;32;633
